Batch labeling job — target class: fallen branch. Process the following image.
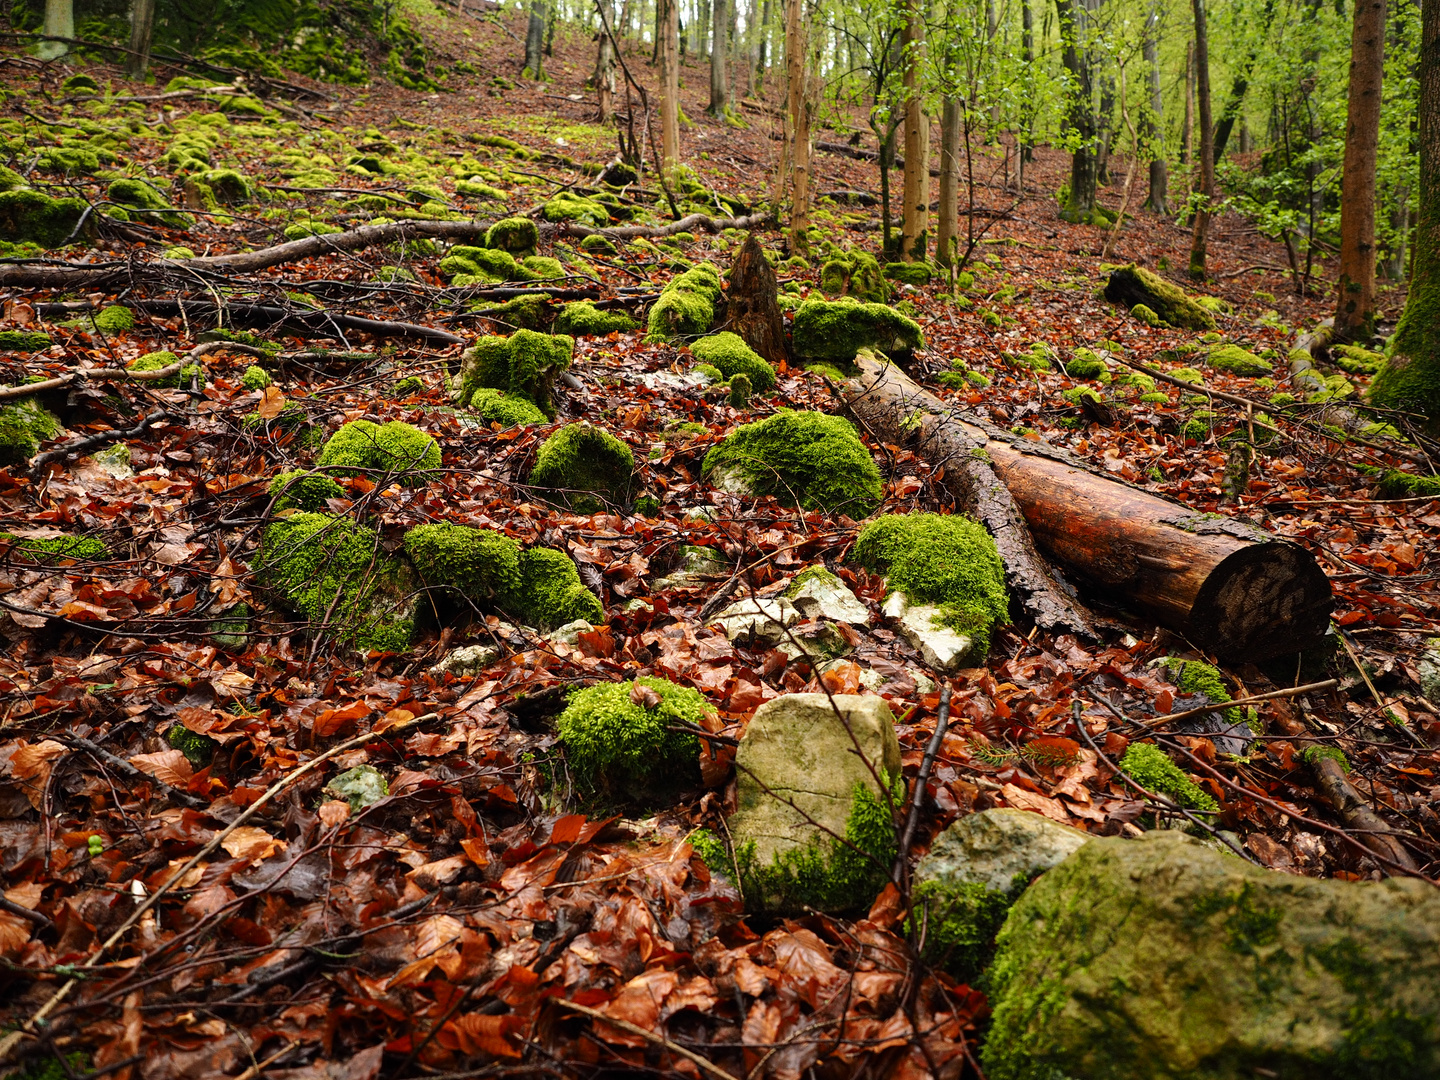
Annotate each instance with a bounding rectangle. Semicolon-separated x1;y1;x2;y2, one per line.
60;734;209;810
1140;679;1339;729
0;340;269;402
549;210;773;241
895;684;950;884
553;999;742;1080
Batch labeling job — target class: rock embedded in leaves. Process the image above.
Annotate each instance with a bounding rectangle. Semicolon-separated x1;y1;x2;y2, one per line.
690;331;777;392
701;410;883;517
0;398;62;466
881;591;979;671
1206;343;1272;377
646;263;724;341
528;422;634;513
429;642;502;677
453;329;572;417
728;693;902;914
1102;263;1217;331
712;595;800;648
791;298;923;363
325;765;388;810
552;300;637;337
982;829;1440;1080
785;565;870;626
315;419;440;484
483;215;539;256
819;250;890;303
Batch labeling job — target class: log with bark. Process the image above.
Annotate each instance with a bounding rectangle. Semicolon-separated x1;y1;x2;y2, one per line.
837;351;1333;660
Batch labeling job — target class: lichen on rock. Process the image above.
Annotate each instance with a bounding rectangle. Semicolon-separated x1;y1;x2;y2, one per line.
701;410;882;517
528;422;634;512
315;420;440;484
791;298;923;363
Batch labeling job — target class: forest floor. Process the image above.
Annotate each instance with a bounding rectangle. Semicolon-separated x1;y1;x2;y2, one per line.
0;8;1437;1080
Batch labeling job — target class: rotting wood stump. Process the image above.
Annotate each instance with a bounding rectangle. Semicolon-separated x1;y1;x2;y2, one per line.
839;352;1333;661
723;233;791;366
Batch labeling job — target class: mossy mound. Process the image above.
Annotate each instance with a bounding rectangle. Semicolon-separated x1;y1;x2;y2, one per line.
95;306;135;334
0;189;89;247
1333;343;1384;375
691;331;776;392
528;422;634;512
646;264;723;341
440;244;520;283
518;255;564;281
0;532;106;562
1103;264;1217;331
556;677;711;802
483;216;539;256
128;351;204;387
473;294;555;331
1064;356;1107;380
268;470;345;513
467;387;547;427
579;233;617;255
853;512;1009;654
0;398;62;466
540;192;610;227
791;299;923;362
701;410;882;517
314;420;441;484
883;260;933;287
107;179;192;230
257;513;419;654
0;331;51;352
1161;656;1258;734
1374;469;1440;499
819;250;890;303
453;329;572;417
1207;344;1271;377
240;365;273;391
553;300;637;336
1120;742;1219;812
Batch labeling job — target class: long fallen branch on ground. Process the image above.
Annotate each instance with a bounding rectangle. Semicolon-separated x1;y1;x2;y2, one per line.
0;340;269;402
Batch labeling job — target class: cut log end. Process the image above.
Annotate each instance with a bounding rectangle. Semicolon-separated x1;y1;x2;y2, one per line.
1188;542;1333;661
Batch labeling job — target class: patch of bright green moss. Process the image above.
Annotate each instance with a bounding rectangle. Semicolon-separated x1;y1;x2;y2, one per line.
454;329;572;417
791;299;923;362
691;331;776;391
884;260;933;287
0;331;51;352
483;216;538;255
1120;741;1219;812
93;305;135;334
1064;356;1106;380
556;677;710;801
268;469;345;512
1333;344;1384;375
240;365;273;391
1207;344;1271;377
467;387;547;427
646;263;723;341
553;300;636;336
819;250;889;303
167;723;216;766
541;192;609;226
315;420;440;483
528;422;634;512
0;397;62;466
1104;264;1216;331
473;294;554;331
0;532;106;562
107;178;192;229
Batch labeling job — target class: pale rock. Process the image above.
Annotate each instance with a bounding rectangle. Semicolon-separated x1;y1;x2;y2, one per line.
547;619;594;646
789;572;870;626
429;643;501;677
776;620;851;662
652;544;729;591
914;807;1092;896
882;591;975;671
713;596;800;648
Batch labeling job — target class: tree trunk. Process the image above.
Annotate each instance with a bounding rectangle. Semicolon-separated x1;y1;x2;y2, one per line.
1096;74;1116;185
38;0;73;58
126;0;155;77
1056;0;1098;223
755;0;772;95
839;353;1333;659
1142;3;1167;212
659;0;681;179
1335;0;1387;341
1368;0;1440;421
900;0;929;260
708;0;730;115
1188;0;1215;279
524;0;547;78
724;234;791;364
1212;0;1276;162
595;2;617;123
696;0;710;58
1181;39;1194;164
783;0;811;255
1020;0;1035;182
935;96;962;267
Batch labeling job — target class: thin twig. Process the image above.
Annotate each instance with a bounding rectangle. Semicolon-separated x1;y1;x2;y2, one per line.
553;999;741;1080
1139;679;1338;729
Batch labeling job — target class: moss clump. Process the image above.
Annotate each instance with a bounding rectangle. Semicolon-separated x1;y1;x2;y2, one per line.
883;260;933;287
1300;744;1351;772
483;216;538;256
256;513;418;654
1162;656;1258;733
241;365;273;391
1333;344;1384;375
736;776;900;915
529;422;634;512
1103;264;1217;331
107;178;192;230
1169;366;1205;384
579;233;617;255
1120;742;1219;813
553;300;637;336
0;331;51;352
1207;344;1271;377
315;420;441;483
691;331;777;391
518;255;564;281
440;244;519;282
462;387;542;427
391;375;424;397
0;399;63;466
853;512;1010;653
510;546;605;627
541;192;609;226
166;723;216;766
913;876;1021;983
94;306;135;334
473;294;554;331
268;469;345;512
1374;470;1440;499
646;263;724;341
454;329;573;417
791;299;923;362
819;250;890;303
0;189;90;247
1131;303;1165;327
284;221;344;241
1064;356;1106;380
556;677;710;801
728;373;752;407
702;410;882;517
1;532;106;562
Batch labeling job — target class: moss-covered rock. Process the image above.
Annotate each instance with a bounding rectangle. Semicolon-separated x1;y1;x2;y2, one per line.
1103;264;1217;331
440;244;519;282
728;693;901;913
107;178;192;230
510;546;605;627
1207;343;1271;377
691;331;776;391
1374;469;1440;499
0;397;62;466
167;723;216;766
819;250;890;303
728;372;752;407
557;677;710;801
579;232;617;255
791;299;923;362
1119;742;1219;812
883;260;933;287
240;365;273;391
453;329;572;416
1333;343;1384;375
646;263;724;341
1161;656;1258;734
472;294;554;331
0;331;51;352
483;216;538;256
541;192;610;226
852;512;1009;654
467;388;547;427
1064;355;1107;380
982;829;1440;1080
94;305;135;334
0;532;106;562
257;513;419;654
553;300;637;336
0;189;89;247
528;422;634;512
702;410;882;517
128;350;205;387
268;469;345;513
315;420;440;483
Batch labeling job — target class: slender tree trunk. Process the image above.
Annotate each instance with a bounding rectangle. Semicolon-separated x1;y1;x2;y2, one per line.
1213;0;1276;162
660;0;681;178
1056;0;1099;223
936;96;962;267
696;0;710;58
1020;0;1035;180
126;0;155;77
1368;0;1440;421
1096;74;1116;184
595;0;617;122
741;0;758;96
1188;0;1215;279
784;0;811;254
900;0;929;260
524;0;547;78
1335;0;1387;340
1181;39;1194;164
1142;3;1167;212
709;0;730;114
38;0;73;58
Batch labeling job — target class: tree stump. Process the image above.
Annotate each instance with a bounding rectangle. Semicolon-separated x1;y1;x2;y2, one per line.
724;234;791;365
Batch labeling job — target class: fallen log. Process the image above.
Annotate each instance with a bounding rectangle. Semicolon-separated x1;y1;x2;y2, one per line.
837;352;1333;660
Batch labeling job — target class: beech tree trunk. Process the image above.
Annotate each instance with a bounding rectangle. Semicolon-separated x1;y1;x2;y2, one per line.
1188;0;1215;279
783;0;811;255
39;0;73;58
524;0;547;78
127;0;155;77
724;234;791;364
659;0;681;179
900;0;929;260
1335;0;1387;341
1181;39;1195;165
935;96;961;267
1056;0;1099;223
1142;4;1168;213
709;0;730;115
839;353;1333;659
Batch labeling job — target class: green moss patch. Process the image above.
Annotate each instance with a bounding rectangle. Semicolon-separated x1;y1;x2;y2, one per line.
472;294;555;331
541;192;609;226
1103;264;1217;331
691;331;776;391
1162;656;1258;733
0;399;62;466
819;250;889;303
268;470;345;513
1119;742;1219;813
791;299;923;362
0;532;106;563
483;216;538;256
553;300;636;337
241;365;273;391
702;410;882;517
528;422;634;512
454;329;572;417
315;420;440;483
1374;470;1440;499
0;331;51;352
883;260;933;287
107;178;192;230
646;264;723;341
1206;344;1271;377
468;388;547;427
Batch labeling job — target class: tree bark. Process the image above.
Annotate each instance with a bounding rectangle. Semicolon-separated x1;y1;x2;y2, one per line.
39;0;73;58
659;0;681;179
1056;0;1099;223
1335;0;1387;341
723;234;791;364
126;0;155;78
900;0;929;260
709;0;730;115
1188;0;1215;280
524;0;547;78
1142;3;1167;213
1181;39;1194;165
1211;0;1275;162
595;0;617;122
838;352;1333;659
783;0;811;255
935;96;962;267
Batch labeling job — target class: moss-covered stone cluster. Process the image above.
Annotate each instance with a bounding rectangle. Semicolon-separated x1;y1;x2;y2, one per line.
819;250;889;303
528;422;634;512
0;398;63;466
853;512;1010;653
702;410;882;516
646;264;723;341
315;420;440;483
453;329;573;418
791;299;923;362
553;300;637;337
690;331;776;392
